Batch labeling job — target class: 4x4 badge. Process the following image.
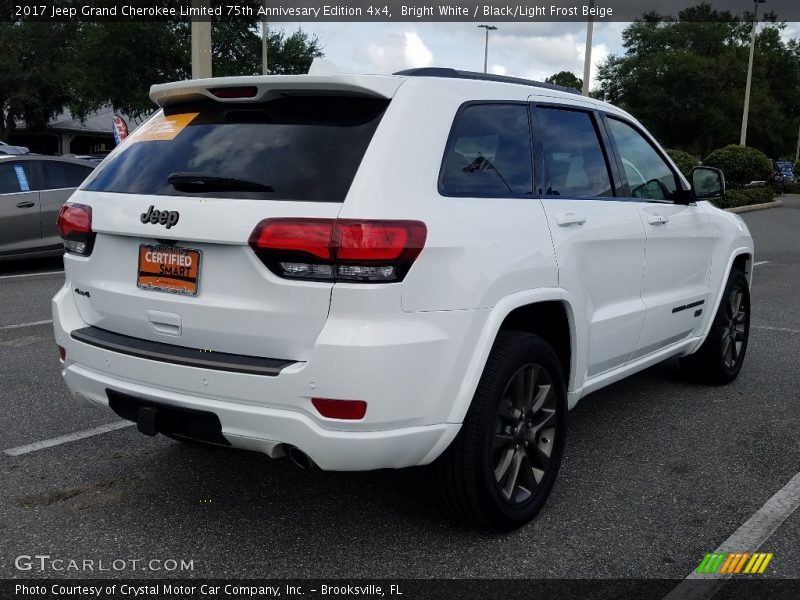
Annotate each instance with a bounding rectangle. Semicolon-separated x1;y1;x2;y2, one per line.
140;205;180;229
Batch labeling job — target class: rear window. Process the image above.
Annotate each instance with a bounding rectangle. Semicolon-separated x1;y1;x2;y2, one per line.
84;95;390;202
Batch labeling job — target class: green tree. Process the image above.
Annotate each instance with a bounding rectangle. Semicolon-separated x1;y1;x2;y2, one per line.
703;144;771;184
596;3;800;158
545;71;583;91
213;26;323;77
1;17;324;138
666;149;699;177
0;21;80;140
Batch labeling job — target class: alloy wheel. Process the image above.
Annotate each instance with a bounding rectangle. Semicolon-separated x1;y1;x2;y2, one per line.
492;363;558;505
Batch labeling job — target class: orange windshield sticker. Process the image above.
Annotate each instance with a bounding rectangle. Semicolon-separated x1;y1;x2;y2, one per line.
130;112;199;142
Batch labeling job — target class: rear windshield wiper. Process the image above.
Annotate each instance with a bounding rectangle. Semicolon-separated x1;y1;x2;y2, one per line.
167;172;273;193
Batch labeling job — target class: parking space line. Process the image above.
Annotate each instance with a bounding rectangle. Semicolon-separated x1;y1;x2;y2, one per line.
0;270;63;280
0;319;53;331
3;421;135;457
753;261;770;267
664;472;800;599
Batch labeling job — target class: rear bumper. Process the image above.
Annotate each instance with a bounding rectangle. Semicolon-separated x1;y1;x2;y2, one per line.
52;284;480;470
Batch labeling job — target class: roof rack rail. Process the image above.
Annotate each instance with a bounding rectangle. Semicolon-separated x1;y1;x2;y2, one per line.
393;67;582;95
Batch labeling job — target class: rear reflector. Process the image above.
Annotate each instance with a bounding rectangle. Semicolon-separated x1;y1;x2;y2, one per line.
312;398;367;420
57;203;95;256
248;218;426;283
209;86;258;99
57;345;66;362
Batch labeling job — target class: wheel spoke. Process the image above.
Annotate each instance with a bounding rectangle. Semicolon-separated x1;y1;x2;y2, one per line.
494;432;515;449
494;447;514;482
498;396;521;424
528;408;556;440
529;384;551;415
721;331;732;360
728;289;742;318
501;448;523;501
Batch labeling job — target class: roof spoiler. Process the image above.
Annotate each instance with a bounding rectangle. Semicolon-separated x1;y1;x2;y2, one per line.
150;74;405;108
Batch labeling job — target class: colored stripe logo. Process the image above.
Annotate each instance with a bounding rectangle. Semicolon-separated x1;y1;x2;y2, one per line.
696;552;773;574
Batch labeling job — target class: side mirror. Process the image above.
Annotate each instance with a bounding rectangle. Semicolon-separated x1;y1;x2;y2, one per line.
690;166;725;202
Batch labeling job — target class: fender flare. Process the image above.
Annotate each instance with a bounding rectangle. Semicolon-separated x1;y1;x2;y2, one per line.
444;287;580;425
686;244;753;356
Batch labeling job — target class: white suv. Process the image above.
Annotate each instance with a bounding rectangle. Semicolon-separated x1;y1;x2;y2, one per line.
53;68;753;530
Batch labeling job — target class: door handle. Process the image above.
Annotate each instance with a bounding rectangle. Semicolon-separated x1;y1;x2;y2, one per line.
16;201;35;209
555;212;587;227
648;215;669;225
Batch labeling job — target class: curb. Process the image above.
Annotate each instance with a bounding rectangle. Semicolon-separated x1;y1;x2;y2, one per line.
726;200;784;214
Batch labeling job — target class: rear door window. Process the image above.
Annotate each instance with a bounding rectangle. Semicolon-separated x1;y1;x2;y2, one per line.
84;96;390;202
43;161;94;190
439;103;532;197
0;162;33;194
536;107;614;198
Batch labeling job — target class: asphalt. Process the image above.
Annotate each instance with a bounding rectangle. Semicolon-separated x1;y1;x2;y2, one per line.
0;199;798;582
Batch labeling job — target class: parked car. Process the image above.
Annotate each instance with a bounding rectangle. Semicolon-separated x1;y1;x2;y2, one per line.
0;140;30;155
53;69;753;531
769;160;786;193
0;155;96;260
776;160;795;184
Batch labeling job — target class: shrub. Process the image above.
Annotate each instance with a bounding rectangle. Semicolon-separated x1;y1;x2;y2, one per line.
703;145;771;186
666;149;699;178
720;186;774;209
794;161;800;177
784;182;800;194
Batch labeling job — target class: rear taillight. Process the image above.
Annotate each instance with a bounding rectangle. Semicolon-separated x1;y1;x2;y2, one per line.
57;203;95;256
248;218;427;283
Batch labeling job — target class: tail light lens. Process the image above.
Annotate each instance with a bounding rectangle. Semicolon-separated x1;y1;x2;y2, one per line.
248;218;427;283
57;203;95;256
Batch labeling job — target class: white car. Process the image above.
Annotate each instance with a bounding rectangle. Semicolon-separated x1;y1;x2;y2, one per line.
52;69;753;530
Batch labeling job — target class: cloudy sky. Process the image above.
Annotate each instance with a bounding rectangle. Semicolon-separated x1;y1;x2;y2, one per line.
275;20;800;92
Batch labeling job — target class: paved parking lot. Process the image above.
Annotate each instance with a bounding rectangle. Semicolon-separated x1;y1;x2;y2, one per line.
1;200;798;582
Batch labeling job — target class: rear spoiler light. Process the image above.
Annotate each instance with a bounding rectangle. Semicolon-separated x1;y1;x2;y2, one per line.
248;218;427;283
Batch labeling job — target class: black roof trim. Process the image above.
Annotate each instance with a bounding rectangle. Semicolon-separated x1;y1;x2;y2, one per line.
393;68;582;95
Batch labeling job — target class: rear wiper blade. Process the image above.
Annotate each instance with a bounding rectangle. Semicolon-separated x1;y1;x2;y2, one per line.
167;172;273;192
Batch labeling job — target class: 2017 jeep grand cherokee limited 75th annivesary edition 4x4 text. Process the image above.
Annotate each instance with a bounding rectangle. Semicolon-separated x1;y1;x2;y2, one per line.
53;68;754;531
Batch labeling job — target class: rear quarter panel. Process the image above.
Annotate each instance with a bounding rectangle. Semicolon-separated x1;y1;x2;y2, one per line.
338;77;558;313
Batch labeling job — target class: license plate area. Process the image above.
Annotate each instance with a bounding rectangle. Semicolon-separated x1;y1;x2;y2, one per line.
137;245;201;296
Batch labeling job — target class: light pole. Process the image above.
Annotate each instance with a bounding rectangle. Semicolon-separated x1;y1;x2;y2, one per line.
740;0;766;146
795;120;800;163
477;25;497;74
582;0;595;96
190;0;212;79
261;0;268;75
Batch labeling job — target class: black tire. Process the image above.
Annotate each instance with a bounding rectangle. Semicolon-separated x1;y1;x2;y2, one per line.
433;331;567;531
680;269;750;384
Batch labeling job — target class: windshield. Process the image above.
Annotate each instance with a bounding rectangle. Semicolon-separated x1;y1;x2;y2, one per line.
84;95;390;202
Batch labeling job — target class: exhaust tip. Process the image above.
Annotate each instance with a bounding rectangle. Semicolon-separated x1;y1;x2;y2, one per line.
286;446;316;470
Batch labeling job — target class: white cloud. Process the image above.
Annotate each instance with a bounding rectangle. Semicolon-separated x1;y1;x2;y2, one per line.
489;64;507;75
403;32;433;67
270;21;627;82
